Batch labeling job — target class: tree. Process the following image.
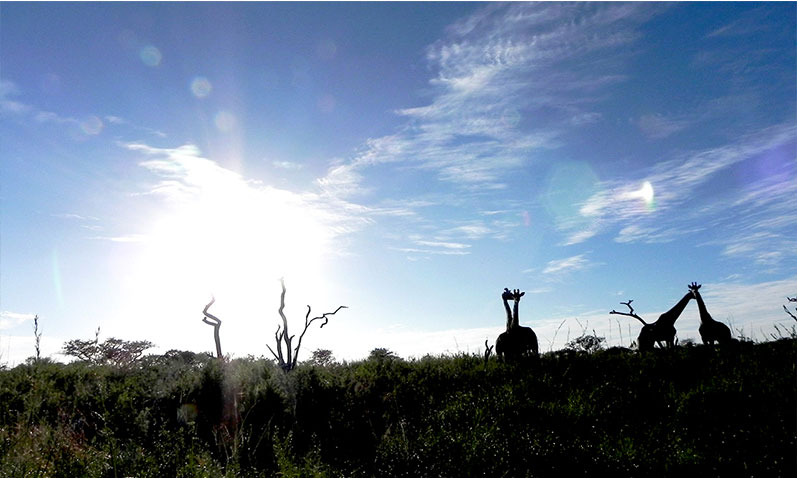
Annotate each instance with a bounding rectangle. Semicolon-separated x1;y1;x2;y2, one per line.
368;347;400;362
33;315;42;362
202;297;223;359
565;331;606;354
309;348;335;367
62;327;154;367
266;278;346;372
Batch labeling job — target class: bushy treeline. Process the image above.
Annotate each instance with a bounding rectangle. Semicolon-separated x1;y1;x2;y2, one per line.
1;340;795;477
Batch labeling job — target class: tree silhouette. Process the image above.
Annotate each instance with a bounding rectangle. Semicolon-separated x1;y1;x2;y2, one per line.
266;278;346;372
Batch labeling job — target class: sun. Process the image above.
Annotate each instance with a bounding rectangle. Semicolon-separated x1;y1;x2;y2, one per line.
123;163;335;329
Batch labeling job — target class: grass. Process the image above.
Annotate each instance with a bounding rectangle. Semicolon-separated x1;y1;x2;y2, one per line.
1;339;795;477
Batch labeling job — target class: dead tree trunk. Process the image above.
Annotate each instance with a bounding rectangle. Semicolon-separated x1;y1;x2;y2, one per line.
202;297;223;359
266;278;346;372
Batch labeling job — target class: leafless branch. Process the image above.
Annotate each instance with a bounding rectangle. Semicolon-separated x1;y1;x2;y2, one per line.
268;278;346;372
610;299;649;325
783;304;797;321
291;304;347;370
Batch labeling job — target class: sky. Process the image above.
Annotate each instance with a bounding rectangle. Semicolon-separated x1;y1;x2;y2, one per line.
1;2;795;365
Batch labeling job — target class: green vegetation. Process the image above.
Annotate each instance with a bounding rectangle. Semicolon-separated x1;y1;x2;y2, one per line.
1;340;795;477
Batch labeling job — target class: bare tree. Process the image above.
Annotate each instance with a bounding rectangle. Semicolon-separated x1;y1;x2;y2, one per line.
610;300;647;326
784;296;797;321
266;278;346;372
202;297;223;359
610;299;656;350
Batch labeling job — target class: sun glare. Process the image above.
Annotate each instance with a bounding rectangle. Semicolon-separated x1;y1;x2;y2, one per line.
125;164;334;329
639;181;654;205
624;181;655;211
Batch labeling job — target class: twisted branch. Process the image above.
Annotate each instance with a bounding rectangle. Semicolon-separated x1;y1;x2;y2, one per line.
290;304;347;370
610;300;649;326
202;297;223;359
268;278;347;372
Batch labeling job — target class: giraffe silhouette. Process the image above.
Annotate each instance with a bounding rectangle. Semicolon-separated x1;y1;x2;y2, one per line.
496;288;538;359
613;287;694;352
637;287;694;351
688;282;733;345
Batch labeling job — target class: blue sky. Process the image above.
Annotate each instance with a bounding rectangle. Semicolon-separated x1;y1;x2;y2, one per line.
2;2;795;364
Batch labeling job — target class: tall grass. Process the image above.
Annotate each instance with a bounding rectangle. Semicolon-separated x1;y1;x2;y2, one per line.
1;340;794;477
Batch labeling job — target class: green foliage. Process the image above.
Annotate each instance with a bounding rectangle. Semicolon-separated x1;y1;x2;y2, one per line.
62;332;154;368
565;331;606;354
307;349;335;367
367;347;401;362
1;341;795;476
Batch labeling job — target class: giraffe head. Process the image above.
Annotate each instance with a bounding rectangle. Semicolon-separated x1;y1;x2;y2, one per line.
688;282;702;298
502;288;525;302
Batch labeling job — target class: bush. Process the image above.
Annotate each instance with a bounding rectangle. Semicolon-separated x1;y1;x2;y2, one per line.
1;341;794;476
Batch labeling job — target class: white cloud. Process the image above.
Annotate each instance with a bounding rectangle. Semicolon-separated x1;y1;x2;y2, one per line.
569;123;796;251
0;311;36;331
309;3;658;254
543;254;591;275
636;113;691;139
272;160;303;170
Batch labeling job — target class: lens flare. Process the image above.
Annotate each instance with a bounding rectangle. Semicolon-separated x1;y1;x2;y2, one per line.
639;181;654;204
140;45;162;66
624;181;656;211
214;111;237;132
80;116;104;135
190;77;212;98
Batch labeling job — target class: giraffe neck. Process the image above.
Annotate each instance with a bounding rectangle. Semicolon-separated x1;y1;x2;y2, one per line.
503;298;513;329
660;291;693;326
693;291;714;323
511;300;520;328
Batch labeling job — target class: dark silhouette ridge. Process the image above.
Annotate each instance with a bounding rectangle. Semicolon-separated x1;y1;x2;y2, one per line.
611;286;694;352
689;282;733;345
496;288;539;359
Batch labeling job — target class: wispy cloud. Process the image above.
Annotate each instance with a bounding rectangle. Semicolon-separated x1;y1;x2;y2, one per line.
90;234;149;243
272;160;304;170
542;254;591;276
317;3;657;191
570;123;796;261
0;311;36;331
312;3;659;252
636;113;691;139
124;142;374;257
1;78;111;136
706;7;776;38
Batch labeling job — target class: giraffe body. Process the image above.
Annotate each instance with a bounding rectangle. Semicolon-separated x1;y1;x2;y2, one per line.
637;290;693;352
496;288;538;359
689;283;733;345
496;327;538;359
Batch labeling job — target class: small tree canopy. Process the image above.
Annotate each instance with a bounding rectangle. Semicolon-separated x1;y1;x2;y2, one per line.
309;348;335;367
62;336;154;367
